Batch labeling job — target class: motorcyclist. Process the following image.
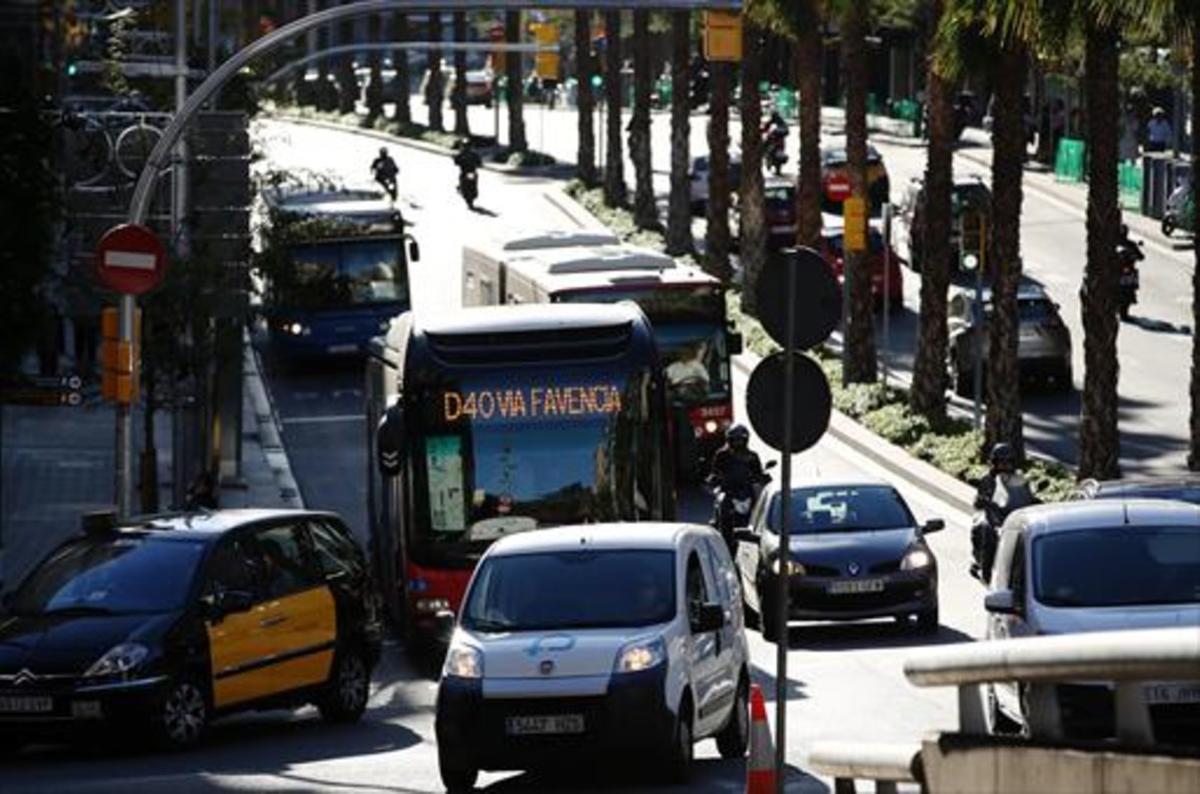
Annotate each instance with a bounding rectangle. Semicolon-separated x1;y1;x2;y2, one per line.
970;443;1037;582
1115;223;1144;319
762;111;789;174
453;139;482;207
708;425;768;547
370;146;399;201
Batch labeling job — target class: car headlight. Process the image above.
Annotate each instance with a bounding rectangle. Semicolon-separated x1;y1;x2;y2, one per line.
85;643;149;678
770;558;805;576
901;547;932;571
285;322;311;336
613;636;666;674
443;644;483;679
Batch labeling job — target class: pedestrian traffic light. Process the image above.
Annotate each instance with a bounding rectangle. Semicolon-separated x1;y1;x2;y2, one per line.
100;306;141;405
703;11;743;63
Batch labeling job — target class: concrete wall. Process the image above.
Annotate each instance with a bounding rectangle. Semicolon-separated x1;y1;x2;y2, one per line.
922;734;1200;794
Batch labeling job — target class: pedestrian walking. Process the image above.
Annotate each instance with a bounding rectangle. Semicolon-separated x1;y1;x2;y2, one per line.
1145;107;1173;153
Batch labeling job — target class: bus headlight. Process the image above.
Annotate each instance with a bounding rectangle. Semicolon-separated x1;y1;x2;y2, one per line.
443;644;483;679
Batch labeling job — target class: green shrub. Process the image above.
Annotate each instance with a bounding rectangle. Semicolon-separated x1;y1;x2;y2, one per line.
862;404;931;447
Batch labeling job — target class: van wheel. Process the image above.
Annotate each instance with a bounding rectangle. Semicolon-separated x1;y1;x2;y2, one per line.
318;647;370;724
662;701;694;783
716;677;749;759
153;676;209;750
439;747;479;793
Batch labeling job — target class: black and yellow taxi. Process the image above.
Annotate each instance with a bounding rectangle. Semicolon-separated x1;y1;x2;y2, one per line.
0;509;382;751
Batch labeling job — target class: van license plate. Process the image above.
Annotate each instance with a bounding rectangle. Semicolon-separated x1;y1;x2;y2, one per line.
0;696;53;713
326;344;357;354
827;579;885;595
1144;682;1200;705
505;714;585;735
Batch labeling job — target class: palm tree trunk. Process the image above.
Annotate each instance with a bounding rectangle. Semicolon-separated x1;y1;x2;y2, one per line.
796;12;823;249
506;11;528;151
705;61;733;282
1078;18;1122;479
629;10;657;228
366;13;384;122
910;0;952;419
316;2;334;111
394;12;412;126
666;11;692;256
575;11;598;186
426;12;444;132
452;12;470;136
985;45;1027;459
739;18;767;314
842;0;877;383
336;12;357;114
603;10;626;207
1188;10;1200;470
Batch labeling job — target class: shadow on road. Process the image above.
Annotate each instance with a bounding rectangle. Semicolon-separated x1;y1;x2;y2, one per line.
481;757;827;793
779;619;974;652
1125;315;1192;335
470;204;499;217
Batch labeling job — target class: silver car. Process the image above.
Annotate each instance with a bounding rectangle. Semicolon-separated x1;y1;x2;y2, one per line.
984;500;1200;744
947;283;1072;396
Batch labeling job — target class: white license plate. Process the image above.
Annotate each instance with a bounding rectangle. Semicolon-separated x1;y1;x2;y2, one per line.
505;714;585;735
1143;682;1200;705
72;700;103;719
326;344;358;354
0;696;53;713
827;578;885;595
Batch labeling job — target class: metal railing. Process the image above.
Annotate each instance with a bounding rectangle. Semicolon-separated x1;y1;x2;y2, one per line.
808;740;922;794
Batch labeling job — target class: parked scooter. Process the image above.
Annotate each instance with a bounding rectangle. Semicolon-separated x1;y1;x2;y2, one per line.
1116;225;1144;321
1162;181;1195;238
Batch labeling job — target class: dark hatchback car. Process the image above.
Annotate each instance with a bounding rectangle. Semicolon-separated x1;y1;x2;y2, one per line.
0;509;382;752
732;480;943;641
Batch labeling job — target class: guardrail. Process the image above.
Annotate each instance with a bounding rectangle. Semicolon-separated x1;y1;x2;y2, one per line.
808;740;923;794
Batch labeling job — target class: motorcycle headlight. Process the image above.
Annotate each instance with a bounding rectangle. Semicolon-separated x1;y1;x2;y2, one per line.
901;547;932;571
443;643;483;679
613;636;666;674
85;643;149;678
771;558;805;576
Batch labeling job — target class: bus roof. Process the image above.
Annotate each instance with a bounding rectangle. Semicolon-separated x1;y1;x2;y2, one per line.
410;302;648;338
487;228;622;251
504;245;719;293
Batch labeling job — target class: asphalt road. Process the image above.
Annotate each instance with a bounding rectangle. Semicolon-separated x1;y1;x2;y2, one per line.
0;119;985;792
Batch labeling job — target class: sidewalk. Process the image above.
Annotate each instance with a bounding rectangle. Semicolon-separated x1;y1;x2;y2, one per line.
0;344;299;592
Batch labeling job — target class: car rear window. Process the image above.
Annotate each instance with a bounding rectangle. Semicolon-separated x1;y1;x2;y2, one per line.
769;485;914;533
462;549;676;632
1033;526;1200;607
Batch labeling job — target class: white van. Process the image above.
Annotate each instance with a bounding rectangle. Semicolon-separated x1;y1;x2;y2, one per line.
434;523;751;791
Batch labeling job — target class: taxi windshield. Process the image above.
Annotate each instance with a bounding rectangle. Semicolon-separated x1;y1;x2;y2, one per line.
462;549;676;632
11;536;206;615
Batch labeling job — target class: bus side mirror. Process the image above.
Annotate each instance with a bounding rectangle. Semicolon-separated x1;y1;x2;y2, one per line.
377;402;407;477
407;237;421;263
727;330;743;356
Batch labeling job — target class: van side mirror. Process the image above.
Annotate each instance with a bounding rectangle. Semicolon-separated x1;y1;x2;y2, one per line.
922;518;945;534
727;330;743;356
407;237;421;263
733;528;758;544
691;601;725;634
984;589;1020;616
377;402;406;476
765;459;778;471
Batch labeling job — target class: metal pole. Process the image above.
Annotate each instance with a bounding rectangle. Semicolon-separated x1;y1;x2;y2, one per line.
116;295;134;517
208;0;218;73
972;216;985;432
881;203;891;385
775;257;797;793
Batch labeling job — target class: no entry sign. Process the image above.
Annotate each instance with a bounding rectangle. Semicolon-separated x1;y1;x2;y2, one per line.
95;224;167;295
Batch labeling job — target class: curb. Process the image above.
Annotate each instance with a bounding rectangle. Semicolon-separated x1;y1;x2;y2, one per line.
243;340;304;509
543;188;610;232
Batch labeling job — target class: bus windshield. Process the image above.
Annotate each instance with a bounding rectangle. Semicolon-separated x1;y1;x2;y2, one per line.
656;322;731;403
411;367;661;561
277;237;409;311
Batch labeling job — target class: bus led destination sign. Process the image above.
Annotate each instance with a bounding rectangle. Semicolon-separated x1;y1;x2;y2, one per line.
442;384;623;423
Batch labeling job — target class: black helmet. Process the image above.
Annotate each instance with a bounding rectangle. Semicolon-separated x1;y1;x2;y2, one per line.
989;442;1015;468
379;146;388;156
727;424;750;444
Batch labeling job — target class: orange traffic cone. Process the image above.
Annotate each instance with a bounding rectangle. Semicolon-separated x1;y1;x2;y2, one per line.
746;684;776;794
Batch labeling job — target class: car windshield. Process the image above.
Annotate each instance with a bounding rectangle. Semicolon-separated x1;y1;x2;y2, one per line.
10;536;205;615
462;549;676;632
1096;485;1200;505
1017;299;1054;323
281;238;409;309
768;485;914;533
1033;526;1200;607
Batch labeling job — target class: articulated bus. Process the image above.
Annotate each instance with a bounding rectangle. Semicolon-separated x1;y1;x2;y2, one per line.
462;236;742;478
366;303;674;646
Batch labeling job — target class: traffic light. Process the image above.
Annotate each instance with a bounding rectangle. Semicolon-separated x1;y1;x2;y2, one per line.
703;11;743;63
100;307;141;405
66;60;78;78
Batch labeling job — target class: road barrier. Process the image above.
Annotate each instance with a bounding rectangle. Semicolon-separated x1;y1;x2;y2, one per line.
808;740;923;794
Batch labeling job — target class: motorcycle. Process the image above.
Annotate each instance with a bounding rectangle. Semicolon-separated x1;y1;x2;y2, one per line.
1162;183;1195;239
374;172;397;202
764;129;788;176
1117;236;1144;321
457;169;479;209
707;460;776;552
970;474;1036;583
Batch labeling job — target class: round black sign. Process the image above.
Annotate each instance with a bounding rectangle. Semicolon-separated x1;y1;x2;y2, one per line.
755;246;841;351
746;351;832;454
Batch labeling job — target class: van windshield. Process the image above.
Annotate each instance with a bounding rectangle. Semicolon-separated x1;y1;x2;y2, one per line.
462;549;676;632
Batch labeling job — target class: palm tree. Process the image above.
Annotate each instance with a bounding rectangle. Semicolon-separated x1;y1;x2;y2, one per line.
366;13;385;123
630;9;658;229
506;10;528;151
705;60;734;282
426;12;444;132
841;0;877;383
739;15;768;313
335;9;357;114
316;3;335;112
452;11;470;137
394;12;412;126
575;10;598;186
666;10;692;255
1187;5;1200;470
909;0;954;419
603;10;626;207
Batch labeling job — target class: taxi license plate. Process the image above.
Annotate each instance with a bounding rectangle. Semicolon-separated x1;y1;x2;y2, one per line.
505;714;585;735
0;695;53;713
827;579;885;595
1143;682;1200;705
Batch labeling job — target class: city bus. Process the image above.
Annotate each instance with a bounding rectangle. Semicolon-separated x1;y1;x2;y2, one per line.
462;237;741;478
258;185;418;359
366;303;675;648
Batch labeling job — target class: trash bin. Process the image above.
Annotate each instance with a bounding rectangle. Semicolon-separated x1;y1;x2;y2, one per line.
1118;160;1143;212
1142;154;1171;219
1054;138;1086;183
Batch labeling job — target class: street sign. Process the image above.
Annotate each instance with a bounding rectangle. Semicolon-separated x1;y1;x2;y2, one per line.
703;10;743;62
746;351;832;454
825;173;851;202
95;223;167;295
843;196;867;253
756;247;841;351
533;22;560;80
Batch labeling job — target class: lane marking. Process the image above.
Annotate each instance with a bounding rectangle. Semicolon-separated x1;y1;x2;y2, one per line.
280;414;365;425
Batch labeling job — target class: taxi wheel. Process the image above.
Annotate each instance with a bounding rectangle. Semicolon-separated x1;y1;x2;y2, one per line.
318;647;370;724
715;677;749;759
155;677;209;750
